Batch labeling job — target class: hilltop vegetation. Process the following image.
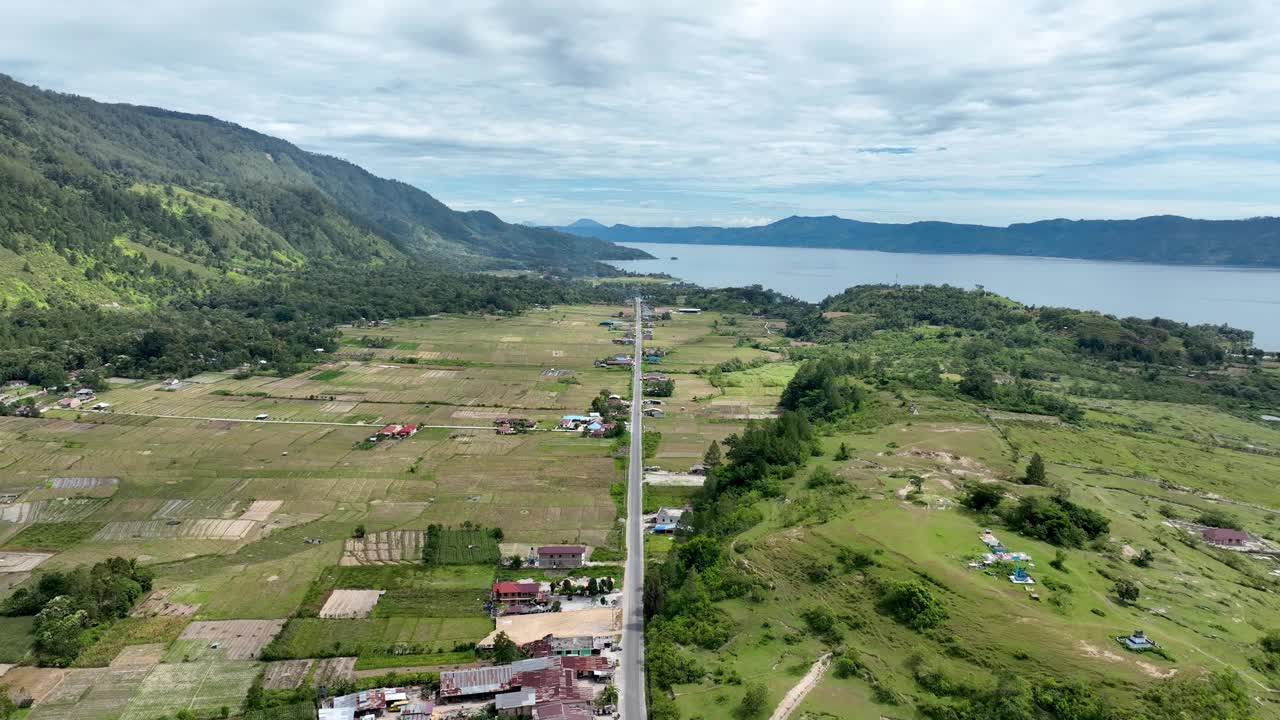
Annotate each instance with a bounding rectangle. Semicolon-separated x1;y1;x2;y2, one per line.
557;213;1280;267
0;73;647;307
636;285;1280;720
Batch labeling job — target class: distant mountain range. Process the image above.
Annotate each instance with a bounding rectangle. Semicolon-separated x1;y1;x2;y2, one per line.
0;75;648;305
553;215;1280;267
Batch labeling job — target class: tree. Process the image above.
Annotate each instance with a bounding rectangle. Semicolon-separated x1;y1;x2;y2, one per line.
33;595;89;665
736;681;769;718
703;440;722;470
1133;549;1155;568
353;524;366;539
508;555;523;570
834;442;851;461
551;600;561;612
492;631;520;664
598;684;619;707
958;366;996;402
175;711;196;720
1024;453;1047;485
586;577;600;595
1050;549;1069;572
489;527;504;541
1115;579;1140;605
960;484;1003;512
880;580;947;630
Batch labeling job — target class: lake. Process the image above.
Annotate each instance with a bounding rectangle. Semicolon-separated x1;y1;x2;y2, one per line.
609;242;1280;349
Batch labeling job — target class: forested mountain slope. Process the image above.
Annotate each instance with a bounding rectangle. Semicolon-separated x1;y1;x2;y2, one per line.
0;74;647;305
555;213;1280;266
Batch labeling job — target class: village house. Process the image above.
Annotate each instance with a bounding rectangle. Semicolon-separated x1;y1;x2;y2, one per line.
1203;527;1248;546
57;397;82;409
643;407;665;419
656;506;688;526
537;545;586;568
492;581;545;604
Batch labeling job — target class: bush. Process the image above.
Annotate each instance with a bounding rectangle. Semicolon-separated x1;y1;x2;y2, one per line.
880;580;947;630
1114;579;1140;605
961;485;1003;512
1197;510;1242;530
736;681;769;719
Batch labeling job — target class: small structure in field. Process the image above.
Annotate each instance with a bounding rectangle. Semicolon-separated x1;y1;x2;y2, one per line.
1008;565;1035;585
1202;527;1247;546
1117;629;1159;652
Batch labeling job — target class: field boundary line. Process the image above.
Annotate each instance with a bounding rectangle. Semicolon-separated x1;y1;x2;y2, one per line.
79;409;500;431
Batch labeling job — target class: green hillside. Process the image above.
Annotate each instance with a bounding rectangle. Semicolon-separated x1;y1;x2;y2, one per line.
0;73;648;306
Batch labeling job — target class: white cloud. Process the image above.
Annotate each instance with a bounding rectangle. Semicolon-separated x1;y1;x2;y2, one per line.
3;0;1279;226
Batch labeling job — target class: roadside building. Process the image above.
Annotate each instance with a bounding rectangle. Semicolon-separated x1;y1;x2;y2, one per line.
493;581;544;604
537;545;586;568
656;506;687;526
1203;528;1248;546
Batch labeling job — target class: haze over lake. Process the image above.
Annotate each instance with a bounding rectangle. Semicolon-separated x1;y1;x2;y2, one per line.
610;242;1280;349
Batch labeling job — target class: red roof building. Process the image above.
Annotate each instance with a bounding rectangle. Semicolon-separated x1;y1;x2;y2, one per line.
398;424;417;437
493;581;543;602
1203;528;1248;546
379;424;402;436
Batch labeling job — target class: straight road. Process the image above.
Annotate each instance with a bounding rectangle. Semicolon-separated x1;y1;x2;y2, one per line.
621;296;648;719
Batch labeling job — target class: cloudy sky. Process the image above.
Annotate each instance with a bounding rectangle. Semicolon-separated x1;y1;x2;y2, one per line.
5;0;1279;227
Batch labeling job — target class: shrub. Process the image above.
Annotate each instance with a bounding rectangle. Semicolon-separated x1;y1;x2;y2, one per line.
880;580;947;630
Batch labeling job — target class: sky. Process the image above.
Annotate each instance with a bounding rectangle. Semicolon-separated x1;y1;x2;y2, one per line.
5;0;1280;228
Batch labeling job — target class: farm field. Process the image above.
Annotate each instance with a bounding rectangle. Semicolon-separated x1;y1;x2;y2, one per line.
0;299;776;717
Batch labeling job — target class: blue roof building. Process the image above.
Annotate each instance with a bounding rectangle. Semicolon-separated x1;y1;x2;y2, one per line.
1118;630;1158;651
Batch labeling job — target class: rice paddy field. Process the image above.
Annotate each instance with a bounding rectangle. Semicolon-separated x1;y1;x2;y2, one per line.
2;302;767;717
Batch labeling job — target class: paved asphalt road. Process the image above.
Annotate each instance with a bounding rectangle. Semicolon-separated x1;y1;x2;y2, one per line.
621;296;648;719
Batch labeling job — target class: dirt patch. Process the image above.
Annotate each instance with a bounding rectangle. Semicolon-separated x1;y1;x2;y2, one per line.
483;607;619;647
263;659;314;690
1136;660;1178;678
109;643;166;669
131;590;200;618
643;471;705;487
1076;641;1124;663
239;499;283;522
499;336;523;342
451;408;511;420
419;369;461;379
342;530;425;565
319;589;384;619
1;666;67;704
312;657;357;686
178;619;285;660
0;551;55;573
94;518;256;540
1121;544;1139;559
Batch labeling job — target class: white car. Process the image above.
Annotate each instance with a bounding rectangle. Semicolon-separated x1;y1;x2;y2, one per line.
255;413;270;420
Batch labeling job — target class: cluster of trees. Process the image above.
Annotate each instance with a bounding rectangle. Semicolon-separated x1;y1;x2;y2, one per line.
1;557;153;666
779;356;868;420
0;269;597;386
644;378;675;397
1005;495;1110;549
961;484;1110;549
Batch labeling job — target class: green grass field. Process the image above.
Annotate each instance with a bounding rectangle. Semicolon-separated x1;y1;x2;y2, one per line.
0;615;35;662
266;616;493;659
2;522;104;550
73;616;190;667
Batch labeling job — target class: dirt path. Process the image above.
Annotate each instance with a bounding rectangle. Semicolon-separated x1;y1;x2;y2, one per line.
769;652;832;720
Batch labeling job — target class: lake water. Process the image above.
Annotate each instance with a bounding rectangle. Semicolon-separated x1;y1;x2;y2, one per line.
609;242;1280;349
